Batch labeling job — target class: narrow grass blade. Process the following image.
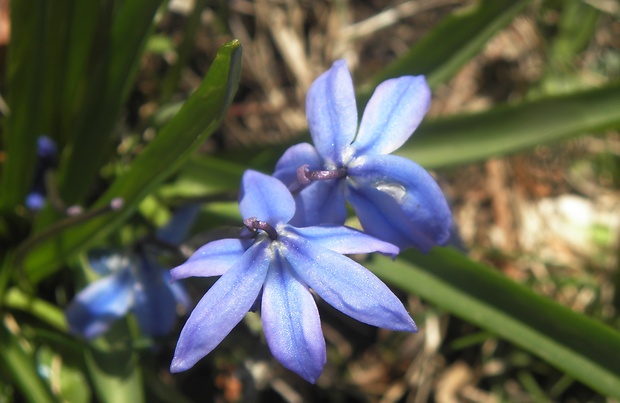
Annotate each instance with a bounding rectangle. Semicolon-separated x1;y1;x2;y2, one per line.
0;0;46;209
56;0;164;205
0;323;56;403
366;248;620;398
399;81;620;169
86;346;144;403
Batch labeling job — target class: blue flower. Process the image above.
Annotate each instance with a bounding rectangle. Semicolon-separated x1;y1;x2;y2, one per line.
65;206;198;339
65;251;190;339
273;60;451;251
170;170;416;383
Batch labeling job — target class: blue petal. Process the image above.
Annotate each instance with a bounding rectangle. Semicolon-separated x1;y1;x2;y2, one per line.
287;225;398;257
170;240;271;372
65;270;134;339
306;60;357;165
37;135;57;158
281;236;417;332
291;180;347;227
239;170;296;225
347;154;451;251
170;238;249;280
273;143;322;187
261;252;326;383
351;76;430;157
169;280;191;314
160;270;191;313
133;269;178;337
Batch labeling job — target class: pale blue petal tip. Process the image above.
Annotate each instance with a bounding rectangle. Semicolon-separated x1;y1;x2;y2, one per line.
239;170;296;225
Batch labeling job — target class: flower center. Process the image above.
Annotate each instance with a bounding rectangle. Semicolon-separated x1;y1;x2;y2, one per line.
243;217;278;240
288;164;348;193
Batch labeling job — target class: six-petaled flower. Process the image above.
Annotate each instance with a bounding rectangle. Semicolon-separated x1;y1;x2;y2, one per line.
65;206;199;339
169;170;417;383
274;60;452;251
65;250;190;339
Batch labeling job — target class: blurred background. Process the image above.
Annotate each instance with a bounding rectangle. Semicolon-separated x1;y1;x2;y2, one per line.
1;0;620;402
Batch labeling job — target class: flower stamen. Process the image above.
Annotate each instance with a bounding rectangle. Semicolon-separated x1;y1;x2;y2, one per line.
243;217;278;240
288;164;348;193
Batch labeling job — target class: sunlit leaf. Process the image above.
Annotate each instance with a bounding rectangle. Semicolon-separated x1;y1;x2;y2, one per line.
16;40;243;283
400;81;620;168
86;345;144;403
0;323;55;403
55;0;163;205
366;248;620;398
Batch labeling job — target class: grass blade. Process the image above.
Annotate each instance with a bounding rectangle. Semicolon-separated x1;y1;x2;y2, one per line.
400;80;620;169
16;40;243;283
366;248;620;398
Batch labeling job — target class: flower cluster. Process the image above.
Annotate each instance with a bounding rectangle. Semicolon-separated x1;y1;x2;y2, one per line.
169;60;452;382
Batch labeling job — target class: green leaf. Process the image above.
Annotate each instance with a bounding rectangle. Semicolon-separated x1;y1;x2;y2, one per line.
56;0;164;205
533;1;600;97
3;288;67;331
358;0;529;101
0;0;47;210
16;40;243;283
366;248;620;398
548;1;599;69
399;80;620;169
158;156;245;200
0;324;56;403
0;0;113;210
37;345;92;403
86;346;144;403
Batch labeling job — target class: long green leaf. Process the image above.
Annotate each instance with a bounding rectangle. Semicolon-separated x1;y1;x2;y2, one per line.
37;345;92;403
399;80;620;169
0;0;46;210
3;288;67;331
366;248;620;398
86;346;144;403
0;324;56;403
56;0;163;205
548;1;599;70
157;155;245;200
16;40;243;283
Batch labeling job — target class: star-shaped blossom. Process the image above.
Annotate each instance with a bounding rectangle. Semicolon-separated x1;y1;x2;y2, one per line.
170;170;416;383
65;206;199;339
273;60;451;251
65;251;190;339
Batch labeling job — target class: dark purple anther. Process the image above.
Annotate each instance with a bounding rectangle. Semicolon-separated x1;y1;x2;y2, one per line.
289;164;348;194
243;217;278;240
298;164;348;182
